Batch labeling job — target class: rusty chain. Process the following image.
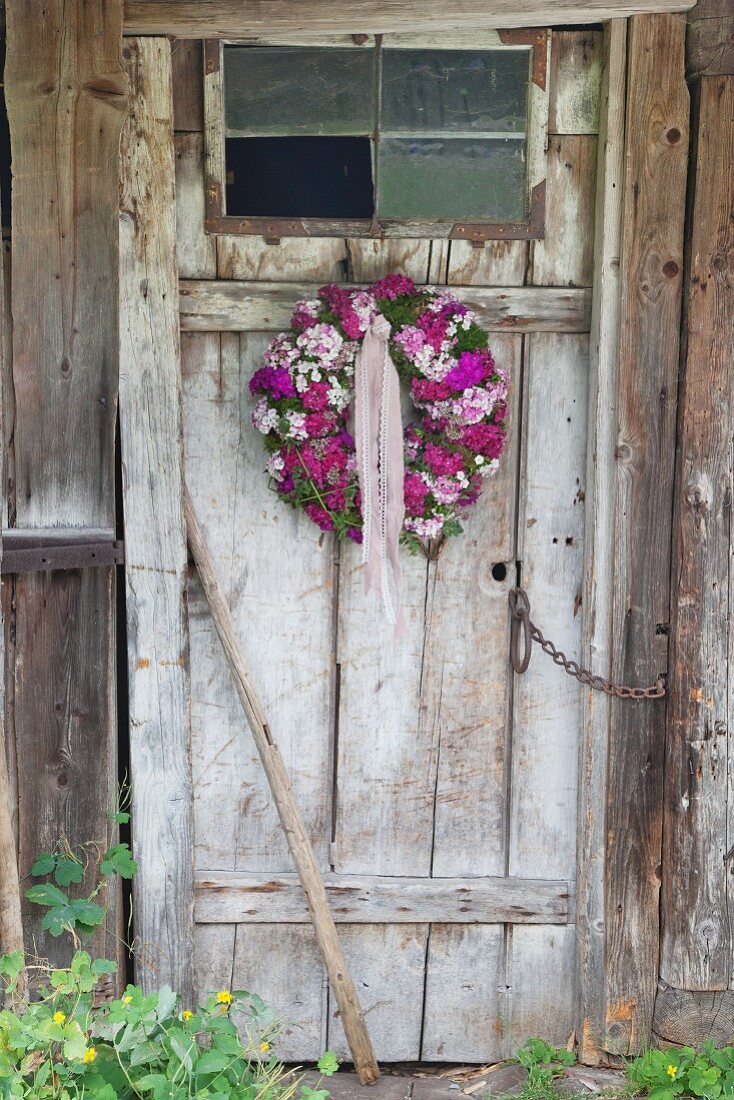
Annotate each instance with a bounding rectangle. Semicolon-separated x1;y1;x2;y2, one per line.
509;587;666;700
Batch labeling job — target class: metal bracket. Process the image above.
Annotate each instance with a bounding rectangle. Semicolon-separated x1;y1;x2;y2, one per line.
1;529;124;575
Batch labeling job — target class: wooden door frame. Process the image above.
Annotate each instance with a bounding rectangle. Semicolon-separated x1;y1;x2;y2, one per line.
116;9;690;1057
576;14;689;1063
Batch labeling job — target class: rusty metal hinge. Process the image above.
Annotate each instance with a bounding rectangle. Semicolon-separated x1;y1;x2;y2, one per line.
1;529;124;574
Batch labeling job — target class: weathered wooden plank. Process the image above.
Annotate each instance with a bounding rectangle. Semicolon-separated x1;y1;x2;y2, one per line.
330;243;435;1061
447;241;528;288
422;926;505;1061
1;240;13;532
231;925;327;1059
119;36;195;1001
0;189;23;964
123;0;697;38
509;924;577;1046
195;872;574;924
576;19;627;1066
659;75;734;993
172;38;204;131
508;332;587;1046
5;0;127;969
175;133;217;280
686;0;734;80
180;280;592;333
604;13;688;1055
345;240;432;284
548;31;602;135
183;331;334;868
332;550;432;856
0;173;21;972
181;296;335;1058
328;925;426;1061
218;237;347;282
531;136;598;288
420;336;520;1064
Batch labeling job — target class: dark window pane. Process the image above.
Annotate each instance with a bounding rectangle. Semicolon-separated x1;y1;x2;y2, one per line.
377;137;526;221
224;45;375;136
225;136;374;219
381;49;528;135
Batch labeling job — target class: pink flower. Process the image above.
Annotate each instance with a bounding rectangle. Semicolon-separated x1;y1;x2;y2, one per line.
423;442;464;477
305;503;335;531
371;273;416;300
404;472;430;515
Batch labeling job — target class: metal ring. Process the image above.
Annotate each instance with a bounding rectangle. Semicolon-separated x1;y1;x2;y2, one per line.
509;587;532;675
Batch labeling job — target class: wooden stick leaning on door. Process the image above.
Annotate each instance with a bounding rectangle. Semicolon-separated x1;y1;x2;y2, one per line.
0;730;24;977
184;487;380;1086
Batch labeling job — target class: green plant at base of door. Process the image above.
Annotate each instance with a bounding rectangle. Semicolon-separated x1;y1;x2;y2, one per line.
627;1044;734;1100
0;950;339;1100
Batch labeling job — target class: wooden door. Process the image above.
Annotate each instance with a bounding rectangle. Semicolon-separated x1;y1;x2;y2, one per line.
172;29;600;1063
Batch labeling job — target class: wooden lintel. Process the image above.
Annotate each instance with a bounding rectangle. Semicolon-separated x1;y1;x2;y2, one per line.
123;0;696;37
194;871;575;925
180;280;592;333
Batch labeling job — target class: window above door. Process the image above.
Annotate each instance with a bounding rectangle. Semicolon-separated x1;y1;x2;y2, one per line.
203;31;549;241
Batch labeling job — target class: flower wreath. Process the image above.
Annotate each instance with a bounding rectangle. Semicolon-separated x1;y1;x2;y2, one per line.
250;273;508;553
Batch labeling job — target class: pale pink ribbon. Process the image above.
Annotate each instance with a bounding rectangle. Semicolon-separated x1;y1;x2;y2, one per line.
354;314;407;637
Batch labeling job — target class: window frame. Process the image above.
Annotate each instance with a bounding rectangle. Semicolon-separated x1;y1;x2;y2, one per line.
203;29;549;241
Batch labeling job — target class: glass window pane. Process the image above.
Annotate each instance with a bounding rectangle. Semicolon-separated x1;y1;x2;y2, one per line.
377;137;527;221
225;136;374;219
381;49;528;136
224;46;375;136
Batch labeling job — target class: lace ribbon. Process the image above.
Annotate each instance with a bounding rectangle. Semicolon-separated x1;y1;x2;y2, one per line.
354;315;406;637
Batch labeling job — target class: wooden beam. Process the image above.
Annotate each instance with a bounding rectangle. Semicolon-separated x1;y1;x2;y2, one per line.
123;0;696;37
653;982;734;1046
603;13;689;1056
659;75;734;994
4;0;127;969
576;18;627;1066
0;149;24;972
195;872;575;925
180;280;592;333
119;37;195;1002
686;0;734;79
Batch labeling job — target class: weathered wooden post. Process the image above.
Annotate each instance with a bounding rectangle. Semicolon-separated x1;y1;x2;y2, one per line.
4;0;128;968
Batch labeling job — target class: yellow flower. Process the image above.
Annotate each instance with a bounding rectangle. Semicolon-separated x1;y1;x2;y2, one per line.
53;1012;66;1024
82;1047;97;1064
260;1042;270;1054
182;1010;193;1020
216;991;233;1007
667;1066;678;1079
123;995;133;1005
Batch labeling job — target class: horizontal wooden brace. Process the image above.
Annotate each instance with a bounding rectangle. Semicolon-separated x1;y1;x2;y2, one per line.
123;0;695;37
1;529;124;574
194;871;575;924
180;280;592;333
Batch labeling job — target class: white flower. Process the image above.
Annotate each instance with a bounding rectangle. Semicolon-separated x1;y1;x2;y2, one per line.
327;379;350;411
252;398;279;435
267;453;286;481
286;411;308;441
296;323;344;363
